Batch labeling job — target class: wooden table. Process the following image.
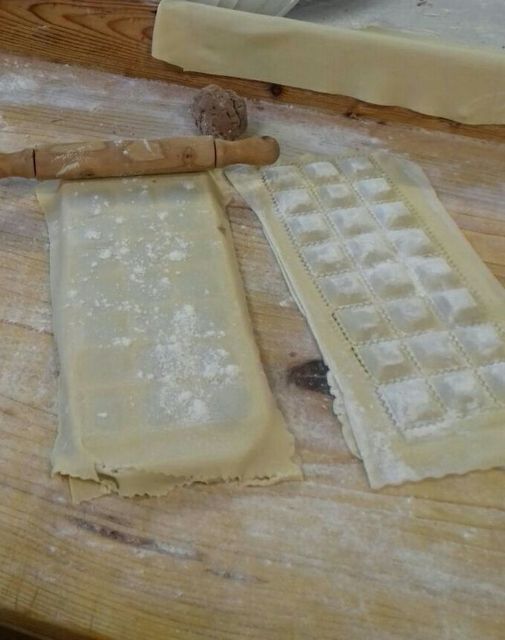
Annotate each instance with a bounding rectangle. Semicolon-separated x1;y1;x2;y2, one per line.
1;5;505;639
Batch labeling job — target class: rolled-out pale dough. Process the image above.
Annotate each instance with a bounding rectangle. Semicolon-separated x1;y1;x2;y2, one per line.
38;172;300;501
152;0;505;125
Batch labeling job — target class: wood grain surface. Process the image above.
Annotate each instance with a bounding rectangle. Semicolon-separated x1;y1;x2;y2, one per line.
0;0;504;143
0;53;505;640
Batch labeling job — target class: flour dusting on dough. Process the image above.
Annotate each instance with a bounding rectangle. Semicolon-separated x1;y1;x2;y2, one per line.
152;304;241;427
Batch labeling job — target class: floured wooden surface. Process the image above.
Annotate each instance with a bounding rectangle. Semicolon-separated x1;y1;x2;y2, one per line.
290;0;505;49
1;54;505;639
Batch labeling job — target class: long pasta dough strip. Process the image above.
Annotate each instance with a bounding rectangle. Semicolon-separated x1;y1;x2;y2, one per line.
152;0;505;125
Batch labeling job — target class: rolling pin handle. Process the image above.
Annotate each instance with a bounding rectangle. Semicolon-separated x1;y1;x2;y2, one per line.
214;136;280;168
0;136;280;180
0;149;36;179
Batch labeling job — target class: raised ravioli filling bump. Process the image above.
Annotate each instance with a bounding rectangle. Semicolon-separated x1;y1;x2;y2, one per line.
380;379;443;429
287;213;331;244
337;157;375;178
355;177;395;202
431;370;491;414
431;288;482;324
372;201;414;228
388;229;434;257
386;297;439;333
303;161;340;181
359;340;415;382
328;206;377;237
364;262;415;300
263;165;301;190
455;324;505;365
320;272;370;307
317;183;357;208
335;305;392;342
275;188;317;216
408;256;460;291
480;363;505;400
407;332;463;372
302;241;348;275
346;232;394;266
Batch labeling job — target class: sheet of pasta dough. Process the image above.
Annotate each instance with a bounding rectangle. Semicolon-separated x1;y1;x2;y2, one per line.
225;152;505;488
37;173;300;500
152;1;505;126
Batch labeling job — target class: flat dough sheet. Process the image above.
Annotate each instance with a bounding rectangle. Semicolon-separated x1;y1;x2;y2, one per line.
37;172;300;500
225;152;505;488
152;0;505;125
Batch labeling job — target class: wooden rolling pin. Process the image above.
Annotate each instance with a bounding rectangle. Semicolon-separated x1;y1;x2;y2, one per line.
0;135;280;180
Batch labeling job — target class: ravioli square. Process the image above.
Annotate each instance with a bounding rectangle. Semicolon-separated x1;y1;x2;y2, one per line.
359;341;415;382
379;379;443;428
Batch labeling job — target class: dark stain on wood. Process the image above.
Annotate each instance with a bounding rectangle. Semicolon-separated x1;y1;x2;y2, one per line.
0;318;53;337
287;359;331;396
69;517;202;561
269;84;283;98
206;567;267;584
82;510;131;529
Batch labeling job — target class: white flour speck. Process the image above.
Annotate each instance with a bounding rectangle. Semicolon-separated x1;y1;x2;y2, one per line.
113;337;132;347
85;229;101;240
188;398;208;421
151;304;241;427
168;250;186;261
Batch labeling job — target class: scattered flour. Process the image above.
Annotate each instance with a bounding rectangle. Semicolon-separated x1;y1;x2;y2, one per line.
112;337;132;347
85;229;101;240
98;248;112;259
152;304;240;426
168;250;186;261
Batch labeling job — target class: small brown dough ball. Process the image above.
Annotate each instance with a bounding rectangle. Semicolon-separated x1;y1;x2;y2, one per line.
192;84;247;140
